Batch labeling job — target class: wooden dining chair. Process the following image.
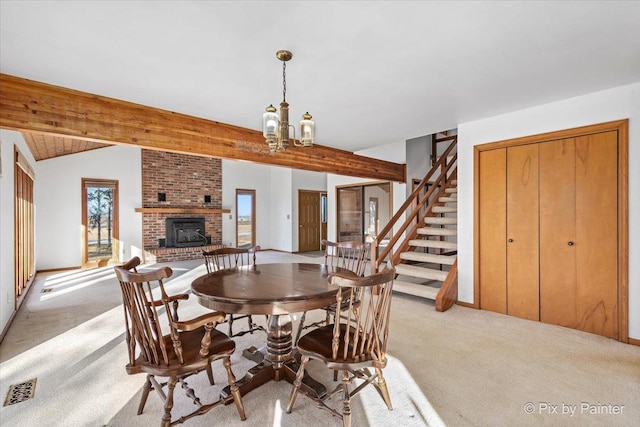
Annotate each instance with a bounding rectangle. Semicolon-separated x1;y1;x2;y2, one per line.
294;240;369;345
114;257;246;427
286;268;396;427
202;245;264;337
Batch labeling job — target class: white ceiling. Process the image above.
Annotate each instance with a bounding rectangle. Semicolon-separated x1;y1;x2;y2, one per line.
1;1;639;153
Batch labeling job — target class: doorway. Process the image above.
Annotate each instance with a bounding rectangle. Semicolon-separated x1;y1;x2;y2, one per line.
298;190;326;252
236;189;255;248
82;178;119;267
336;181;392;243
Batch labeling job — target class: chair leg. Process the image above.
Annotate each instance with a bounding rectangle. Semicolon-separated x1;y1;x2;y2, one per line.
247;315;254;334
294;312;307;346
206;363;215;385
374;367;393;410
341;370;352;427
223;356;246;421
286;355;310;413
228;314;234;337
161;376;178;427
137;374;153;415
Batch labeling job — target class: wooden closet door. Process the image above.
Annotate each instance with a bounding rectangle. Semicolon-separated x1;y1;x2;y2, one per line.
506;144;539;321
539;138;577;327
478;149;507;314
575;131;618;338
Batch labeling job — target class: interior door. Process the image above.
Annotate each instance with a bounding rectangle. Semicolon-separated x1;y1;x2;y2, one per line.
506;144;539;321
298;190;321;252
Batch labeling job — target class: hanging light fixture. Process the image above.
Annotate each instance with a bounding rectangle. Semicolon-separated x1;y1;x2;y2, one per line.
263;50;315;152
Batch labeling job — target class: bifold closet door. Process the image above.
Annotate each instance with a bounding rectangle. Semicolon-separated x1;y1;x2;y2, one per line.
539;138;577;328
540;131;618;338
506;144;539;321
478;148;507;314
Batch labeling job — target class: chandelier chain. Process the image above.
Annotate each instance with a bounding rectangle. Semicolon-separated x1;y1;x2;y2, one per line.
282;61;287;103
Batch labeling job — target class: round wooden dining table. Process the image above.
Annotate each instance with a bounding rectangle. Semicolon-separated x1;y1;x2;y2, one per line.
191;262;356;400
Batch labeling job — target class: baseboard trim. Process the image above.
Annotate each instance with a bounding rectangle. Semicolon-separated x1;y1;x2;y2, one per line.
456;300;479;309
0;274;36;344
0;309;17;344
628;338;640;346
37;266;82;273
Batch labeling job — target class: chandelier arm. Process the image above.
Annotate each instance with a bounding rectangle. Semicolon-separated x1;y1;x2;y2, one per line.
291;125;302;147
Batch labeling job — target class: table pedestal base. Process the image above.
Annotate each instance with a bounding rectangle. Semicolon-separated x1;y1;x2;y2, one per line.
222;313;327;402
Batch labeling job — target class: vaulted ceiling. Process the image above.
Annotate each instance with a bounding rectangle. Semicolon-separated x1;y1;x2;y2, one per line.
1;2;639;161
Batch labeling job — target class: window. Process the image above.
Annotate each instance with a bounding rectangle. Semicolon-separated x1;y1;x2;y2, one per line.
82;179;119;266
236;189;255;248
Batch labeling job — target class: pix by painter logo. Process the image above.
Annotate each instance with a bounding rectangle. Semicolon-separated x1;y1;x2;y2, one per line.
524;402;625;416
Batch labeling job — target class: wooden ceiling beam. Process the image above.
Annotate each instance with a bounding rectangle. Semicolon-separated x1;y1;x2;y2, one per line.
0;73;406;182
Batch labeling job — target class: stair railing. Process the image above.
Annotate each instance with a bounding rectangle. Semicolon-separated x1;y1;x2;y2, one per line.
370;136;457;273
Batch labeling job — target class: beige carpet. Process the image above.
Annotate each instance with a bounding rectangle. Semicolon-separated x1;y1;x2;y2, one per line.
1;251;638;426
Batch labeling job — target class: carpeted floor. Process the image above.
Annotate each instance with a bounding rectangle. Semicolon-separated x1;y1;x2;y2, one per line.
1;250;638;426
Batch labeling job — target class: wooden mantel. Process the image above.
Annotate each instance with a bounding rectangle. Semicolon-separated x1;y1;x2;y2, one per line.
0;73;406;182
135;208;231;214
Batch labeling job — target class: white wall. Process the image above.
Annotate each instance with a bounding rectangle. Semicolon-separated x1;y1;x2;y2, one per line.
269;167;293;252
0;130;37;332
35;145;142;270
457;83;640;340
221;160;273;248
221;161;327;252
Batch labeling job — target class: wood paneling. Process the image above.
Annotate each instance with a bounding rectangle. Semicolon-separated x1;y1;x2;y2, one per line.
478;149;507;314
21;132;110;161
506;144;539;321
539;138;577;327
0;73;405;181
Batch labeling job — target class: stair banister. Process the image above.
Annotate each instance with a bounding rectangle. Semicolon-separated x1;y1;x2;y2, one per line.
371;138;457;272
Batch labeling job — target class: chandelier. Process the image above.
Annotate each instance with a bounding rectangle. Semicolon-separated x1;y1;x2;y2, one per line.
262;50;315;152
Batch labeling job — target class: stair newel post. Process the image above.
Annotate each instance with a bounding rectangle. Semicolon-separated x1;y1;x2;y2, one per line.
371;238;380;273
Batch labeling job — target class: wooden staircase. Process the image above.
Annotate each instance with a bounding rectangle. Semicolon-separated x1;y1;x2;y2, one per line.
394;178;457;302
370;132;458;311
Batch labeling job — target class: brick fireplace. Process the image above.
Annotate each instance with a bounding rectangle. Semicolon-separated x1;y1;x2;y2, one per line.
139;150;227;263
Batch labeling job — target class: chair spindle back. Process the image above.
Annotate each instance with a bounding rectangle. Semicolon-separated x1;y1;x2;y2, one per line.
328;268;395;364
323;240;369;277
114;261;180;367
203;246;260;273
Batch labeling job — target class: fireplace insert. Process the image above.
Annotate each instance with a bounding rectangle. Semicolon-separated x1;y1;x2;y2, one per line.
165;218;207;248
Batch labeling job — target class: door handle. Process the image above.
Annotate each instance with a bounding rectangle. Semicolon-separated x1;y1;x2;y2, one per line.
568;241;574;246
508;239;514;243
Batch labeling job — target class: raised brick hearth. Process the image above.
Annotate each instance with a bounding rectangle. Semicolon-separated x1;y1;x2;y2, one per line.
140;150;223;263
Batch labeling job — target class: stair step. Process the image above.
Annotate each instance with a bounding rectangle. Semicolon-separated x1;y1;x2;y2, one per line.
425;217;457;225
438;197;457;203
409;239;458;250
399;251;456;265
393;280;440;300
417;227;457;236
395;264;449;281
432;206;457;213
444;188;457;194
